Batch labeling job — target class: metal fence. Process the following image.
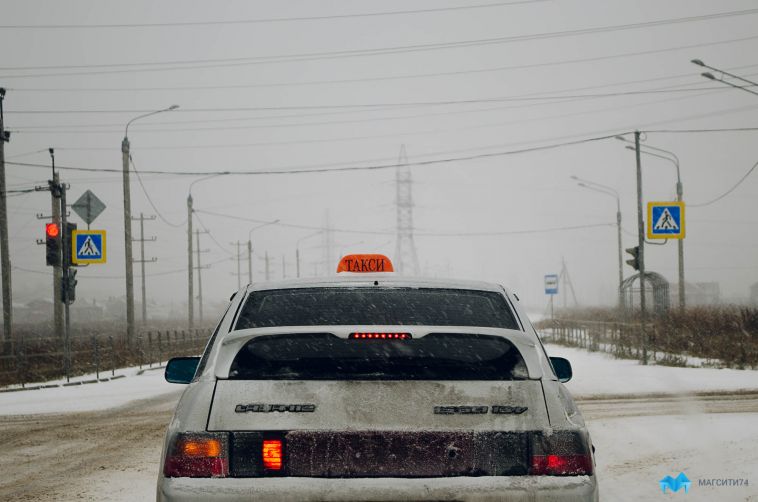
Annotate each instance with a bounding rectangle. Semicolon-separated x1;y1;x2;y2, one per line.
0;327;211;388
539;318;757;369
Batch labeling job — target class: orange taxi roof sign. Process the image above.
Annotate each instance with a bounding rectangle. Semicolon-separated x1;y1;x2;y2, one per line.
337;254;394;273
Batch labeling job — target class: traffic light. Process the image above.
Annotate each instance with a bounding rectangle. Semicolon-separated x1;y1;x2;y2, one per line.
625;246;640;271
63;222;78;267
45;223;61;267
61;270;78;304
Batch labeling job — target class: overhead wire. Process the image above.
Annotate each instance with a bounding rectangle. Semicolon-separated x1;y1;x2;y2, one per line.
128;155;187;227
9;35;758;92
688;159;758;207
4;7;758;78
0;1;546;29
193;208;615;237
192;212;234;256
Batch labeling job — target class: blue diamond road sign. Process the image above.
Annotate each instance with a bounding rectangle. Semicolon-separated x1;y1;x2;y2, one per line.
72;230;106;264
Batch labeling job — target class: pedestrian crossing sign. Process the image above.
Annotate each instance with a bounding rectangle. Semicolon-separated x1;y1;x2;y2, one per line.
72;230;107;264
647;201;685;240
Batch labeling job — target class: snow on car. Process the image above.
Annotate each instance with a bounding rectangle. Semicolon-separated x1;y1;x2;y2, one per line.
157;254;598;501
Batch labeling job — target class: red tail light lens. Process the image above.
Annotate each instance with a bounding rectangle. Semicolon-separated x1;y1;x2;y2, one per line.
262;439;283;470
164;432;229;478
530;454;593;475
529;431;593;476
349;332;411;340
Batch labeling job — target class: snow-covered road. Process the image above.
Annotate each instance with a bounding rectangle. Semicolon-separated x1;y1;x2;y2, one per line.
1;346;757;501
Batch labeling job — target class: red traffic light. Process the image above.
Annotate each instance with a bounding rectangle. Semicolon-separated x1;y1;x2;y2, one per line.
45;223;60;238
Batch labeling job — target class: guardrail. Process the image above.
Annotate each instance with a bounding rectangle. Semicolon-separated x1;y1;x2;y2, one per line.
0;328;212;388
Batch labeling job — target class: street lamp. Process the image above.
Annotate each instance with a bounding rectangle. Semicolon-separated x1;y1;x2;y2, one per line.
691;59;758;98
295;230;323;278
186;173;228;328
121;105;178;344
248;219;280;283
571;176;623;309
619;139;686;310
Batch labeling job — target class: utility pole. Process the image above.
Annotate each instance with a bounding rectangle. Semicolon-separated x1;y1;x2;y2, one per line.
0;88;12;353
122;106;178;343
634;131;648;365
195;230;209;322
187;194;193;329
296;248;300;278
58;161;72;381
265;251;270;281
230;241;242;289
132;213;156;324
247;240;252;284
282;254;286;279
51;172;63;337
120;136;135;346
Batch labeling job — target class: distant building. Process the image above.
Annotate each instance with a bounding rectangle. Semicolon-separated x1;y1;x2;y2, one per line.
672;282;721;306
750;282;758;306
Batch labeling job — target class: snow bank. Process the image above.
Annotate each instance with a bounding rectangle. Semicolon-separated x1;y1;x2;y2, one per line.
545;344;758;397
0;365;180;415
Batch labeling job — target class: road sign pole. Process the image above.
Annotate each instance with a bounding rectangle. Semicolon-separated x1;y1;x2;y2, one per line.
60;181;71;382
0;88;13;355
634;131;648;365
51;172;63;339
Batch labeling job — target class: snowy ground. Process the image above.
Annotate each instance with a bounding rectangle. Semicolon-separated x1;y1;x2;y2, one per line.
1;346;757;500
544;343;758;397
0;365;178;415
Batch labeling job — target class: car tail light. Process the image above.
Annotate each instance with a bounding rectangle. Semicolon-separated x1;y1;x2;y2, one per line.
349;332;411;340
262;439;283;470
164;432;229;478
529;431;593;476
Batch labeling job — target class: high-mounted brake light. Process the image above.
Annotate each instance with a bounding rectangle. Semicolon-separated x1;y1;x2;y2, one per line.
337;253;394;273
349;332;411;340
164;432;229;478
262;439;283;471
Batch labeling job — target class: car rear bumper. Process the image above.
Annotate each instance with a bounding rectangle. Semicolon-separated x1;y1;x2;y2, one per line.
157;475;598;501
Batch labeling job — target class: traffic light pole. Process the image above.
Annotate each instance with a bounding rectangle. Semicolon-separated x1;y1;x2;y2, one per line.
634;131;648;365
0;88;13;354
51;172;63;338
60;181;72;381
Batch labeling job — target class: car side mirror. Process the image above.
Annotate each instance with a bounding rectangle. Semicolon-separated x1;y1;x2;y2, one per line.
165;356;201;384
550;357;572;383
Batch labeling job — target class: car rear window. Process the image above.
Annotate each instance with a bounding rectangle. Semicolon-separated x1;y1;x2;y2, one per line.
234;287;519;330
228;333;529;380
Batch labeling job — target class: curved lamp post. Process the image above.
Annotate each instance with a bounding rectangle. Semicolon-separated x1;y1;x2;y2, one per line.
121;105;178;343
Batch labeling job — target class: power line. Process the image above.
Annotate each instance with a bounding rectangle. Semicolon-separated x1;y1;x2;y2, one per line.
193;212;234;256
3;7;758;78
0;1;545;29
3;133;622;176
9;35;758;92
194;208;616;237
4;84;746;116
6;85;740;128
129;155;187;227
689;159;758;207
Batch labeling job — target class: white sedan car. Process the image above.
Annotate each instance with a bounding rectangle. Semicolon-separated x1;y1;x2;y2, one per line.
157;255;598;501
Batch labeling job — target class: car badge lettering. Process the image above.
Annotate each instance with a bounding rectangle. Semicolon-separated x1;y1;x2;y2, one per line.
433;405;528;415
235;403;316;413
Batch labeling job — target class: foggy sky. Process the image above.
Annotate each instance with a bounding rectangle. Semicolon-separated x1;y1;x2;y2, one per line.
1;0;757;319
